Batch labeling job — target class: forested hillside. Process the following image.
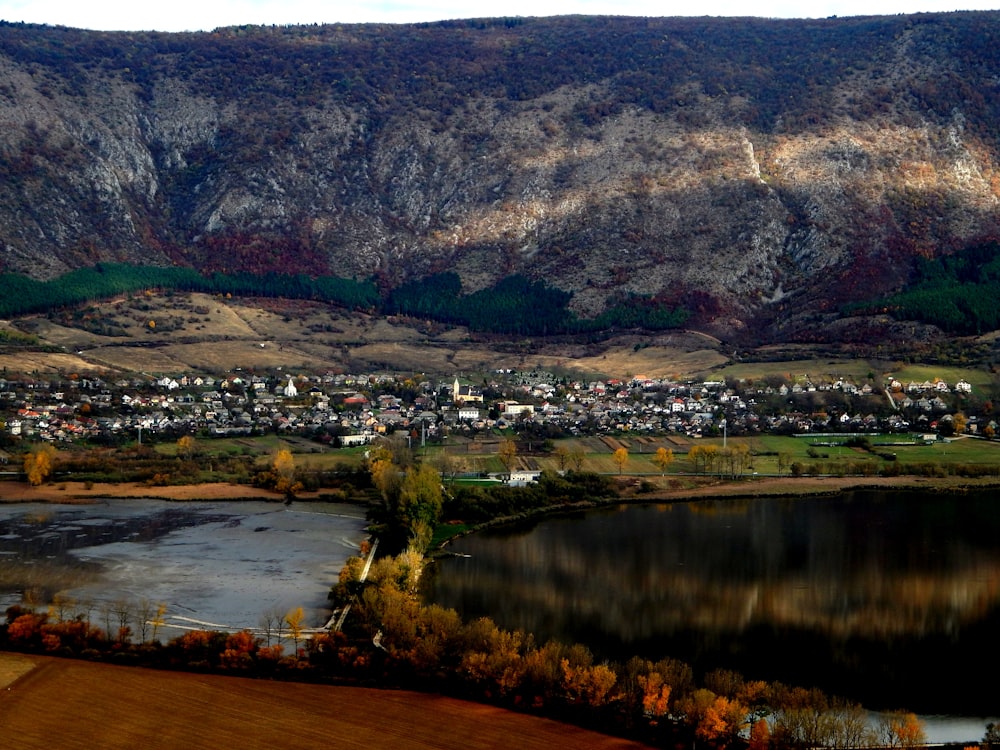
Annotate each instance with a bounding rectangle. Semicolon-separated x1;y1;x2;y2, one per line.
1;13;1000;343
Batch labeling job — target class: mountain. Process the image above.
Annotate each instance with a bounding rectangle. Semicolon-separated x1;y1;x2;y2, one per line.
1;13;999;345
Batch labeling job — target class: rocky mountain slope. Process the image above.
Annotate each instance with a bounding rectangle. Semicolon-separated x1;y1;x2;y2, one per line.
1;14;999;344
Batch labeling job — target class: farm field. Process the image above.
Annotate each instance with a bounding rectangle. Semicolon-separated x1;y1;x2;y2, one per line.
0;654;650;750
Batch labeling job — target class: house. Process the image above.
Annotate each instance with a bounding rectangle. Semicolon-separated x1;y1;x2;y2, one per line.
340;434;373;447
457;406;481;421
502;402;534;419
508;470;542;486
452;378;483;404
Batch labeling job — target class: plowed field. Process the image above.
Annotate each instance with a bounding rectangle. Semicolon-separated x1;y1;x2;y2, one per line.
0;654;651;750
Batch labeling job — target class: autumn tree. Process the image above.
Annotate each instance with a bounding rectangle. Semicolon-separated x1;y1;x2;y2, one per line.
272;448;302;498
568;447;586;472
561;655;617;707
638;670;672;720
150;601;168;643
652;446;674;476
553;445;570;471
498;438;518;473
460;617;529;697
285;606;306;658
23;444;56;486
387;463;443;552
679;688;747;747
613;446;629;475
720;442;751;478
876;711;926;748
176;434;196;459
220;629;260;670
370;453;402;504
688;444;719;474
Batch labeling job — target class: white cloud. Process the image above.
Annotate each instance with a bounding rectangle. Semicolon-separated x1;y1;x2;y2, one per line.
0;0;997;32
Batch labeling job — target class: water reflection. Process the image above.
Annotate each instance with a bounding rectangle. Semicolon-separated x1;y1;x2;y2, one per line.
424;490;1000;715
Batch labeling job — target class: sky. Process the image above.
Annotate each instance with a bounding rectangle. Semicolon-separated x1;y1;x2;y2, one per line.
0;0;997;32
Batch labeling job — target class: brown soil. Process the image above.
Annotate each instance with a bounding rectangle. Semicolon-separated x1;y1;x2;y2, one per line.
0;480;296;504
0;655;651;750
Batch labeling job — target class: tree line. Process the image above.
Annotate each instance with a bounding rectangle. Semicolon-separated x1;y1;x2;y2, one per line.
386;272;688;335
851;241;1000;335
0;263;379;318
0;264;688;336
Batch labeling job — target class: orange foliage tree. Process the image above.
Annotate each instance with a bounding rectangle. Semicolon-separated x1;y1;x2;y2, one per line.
23;444;56;486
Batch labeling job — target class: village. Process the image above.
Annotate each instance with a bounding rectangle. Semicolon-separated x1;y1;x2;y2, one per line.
0;365;986;449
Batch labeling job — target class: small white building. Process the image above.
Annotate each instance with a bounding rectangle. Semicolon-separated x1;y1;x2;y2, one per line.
502;402;535;418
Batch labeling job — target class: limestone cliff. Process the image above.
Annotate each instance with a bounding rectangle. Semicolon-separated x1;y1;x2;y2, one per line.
0;14;998;341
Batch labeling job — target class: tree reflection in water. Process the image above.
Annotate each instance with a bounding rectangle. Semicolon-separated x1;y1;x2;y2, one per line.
424;490;1000;716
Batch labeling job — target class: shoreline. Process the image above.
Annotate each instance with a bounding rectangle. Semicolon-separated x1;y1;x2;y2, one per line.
2;473;998;506
624;473;1000;501
0;480;318;504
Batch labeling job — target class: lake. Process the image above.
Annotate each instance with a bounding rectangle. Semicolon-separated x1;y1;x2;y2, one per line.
423;489;1000;743
0;499;368;632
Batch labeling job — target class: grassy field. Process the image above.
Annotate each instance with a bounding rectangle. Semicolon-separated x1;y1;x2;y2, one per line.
445;431;1000;479
169;428;1000;481
0;654;650;750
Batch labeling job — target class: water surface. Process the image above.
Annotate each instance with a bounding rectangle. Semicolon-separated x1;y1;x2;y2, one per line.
0;499;367;631
424;490;1000;723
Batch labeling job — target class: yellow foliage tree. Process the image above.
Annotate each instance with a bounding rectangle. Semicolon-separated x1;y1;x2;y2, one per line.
272;448;302;497
652;447;674;476
24;444;56;487
284;606;306;657
370;456;401;503
498;438;518;473
176;435;196;459
561;659;618;707
613;446;629;475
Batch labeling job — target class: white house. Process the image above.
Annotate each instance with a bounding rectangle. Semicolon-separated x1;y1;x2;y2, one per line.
458;406;481;421
502;402;534;418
